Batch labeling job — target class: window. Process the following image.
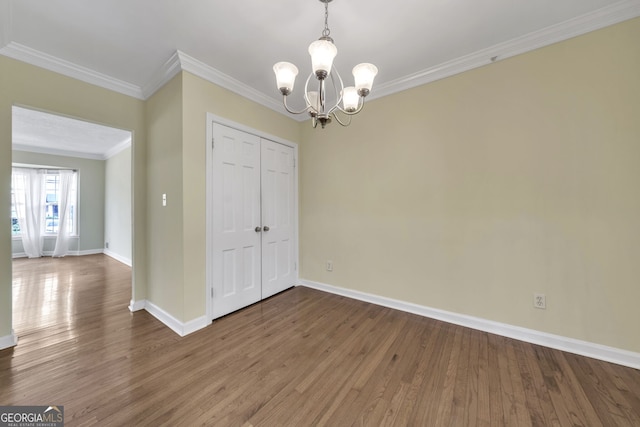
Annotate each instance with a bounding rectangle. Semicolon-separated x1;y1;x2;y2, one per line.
10;190;20;236
11;169;78;236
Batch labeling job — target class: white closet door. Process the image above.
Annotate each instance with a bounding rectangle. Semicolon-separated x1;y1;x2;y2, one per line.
211;123;262;319
260;139;296;298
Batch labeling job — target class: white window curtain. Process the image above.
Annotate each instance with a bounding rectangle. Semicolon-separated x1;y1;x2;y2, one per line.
52;170;74;257
12;168;45;258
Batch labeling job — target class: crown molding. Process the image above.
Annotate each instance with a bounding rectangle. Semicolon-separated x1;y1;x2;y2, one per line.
103;138;132;159
370;0;640;102
0;42;145;99
141;51;182;99
13;143;108;161
13;137;130;160
1;0;638;112
175;50;296;118
142;50;302;120
12;138;131;160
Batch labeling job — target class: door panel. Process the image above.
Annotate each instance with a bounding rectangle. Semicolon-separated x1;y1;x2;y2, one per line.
261;139;296;298
212;123;262;319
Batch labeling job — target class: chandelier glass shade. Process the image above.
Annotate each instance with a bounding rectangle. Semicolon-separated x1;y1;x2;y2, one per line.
273;0;378;128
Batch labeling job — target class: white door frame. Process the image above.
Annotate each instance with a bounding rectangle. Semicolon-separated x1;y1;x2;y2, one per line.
205;113;299;322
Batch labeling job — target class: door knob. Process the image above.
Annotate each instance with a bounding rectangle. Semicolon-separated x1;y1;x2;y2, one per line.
255;226;262;232
263;226;270;232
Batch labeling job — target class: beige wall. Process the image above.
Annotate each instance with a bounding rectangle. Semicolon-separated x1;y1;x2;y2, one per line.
145;74;185;316
300;18;640;352
0;56;147;339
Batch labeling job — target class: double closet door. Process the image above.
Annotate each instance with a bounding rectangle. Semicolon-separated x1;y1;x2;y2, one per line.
211;123;296;319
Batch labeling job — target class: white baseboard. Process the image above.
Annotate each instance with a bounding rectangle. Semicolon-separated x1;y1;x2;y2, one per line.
299;279;640;370
128;299;146;312
183;315;210;336
75;249;104;256
12;248;104;258
104;249;132;266
0;329;18;350
142;300;208;337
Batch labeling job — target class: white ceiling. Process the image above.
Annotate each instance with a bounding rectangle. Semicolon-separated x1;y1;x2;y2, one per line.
12;106;132;160
2;0;640;117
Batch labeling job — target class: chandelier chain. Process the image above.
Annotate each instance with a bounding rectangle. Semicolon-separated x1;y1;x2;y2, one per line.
322;1;331;38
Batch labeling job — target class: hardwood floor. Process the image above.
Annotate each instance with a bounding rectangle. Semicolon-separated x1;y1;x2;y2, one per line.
2;255;640;426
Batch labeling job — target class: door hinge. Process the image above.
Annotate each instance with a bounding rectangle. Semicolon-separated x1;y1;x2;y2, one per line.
294;261;297;271
212;137;215;149
293;157;296;168
211;287;214;298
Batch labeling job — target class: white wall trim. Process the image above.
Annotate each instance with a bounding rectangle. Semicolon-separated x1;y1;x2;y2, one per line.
144;300;184;336
128;299;145;312
104;249;132;267
177;51;293;118
142;50;296;118
143;300;209;337
300;279;640;370
0;329;18;350
2;2;638;111
14;138;131;161
141;51;183;99
12;143;107;160
183;315;210;336
103;138;131;160
74;249;104;256
0;42;144;99
12;248;104;259
371;0;640;102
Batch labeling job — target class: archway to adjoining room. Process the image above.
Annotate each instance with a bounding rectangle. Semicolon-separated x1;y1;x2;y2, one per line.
10;105;134;336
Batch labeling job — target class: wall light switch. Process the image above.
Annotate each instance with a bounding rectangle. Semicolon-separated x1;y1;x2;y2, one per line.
162;193;167;206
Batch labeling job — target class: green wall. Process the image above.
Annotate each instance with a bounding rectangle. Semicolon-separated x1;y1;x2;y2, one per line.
12;150;106;255
105;146;132;263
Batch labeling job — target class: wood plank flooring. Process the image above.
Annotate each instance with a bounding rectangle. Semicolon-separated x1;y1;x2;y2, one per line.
2;255;640;426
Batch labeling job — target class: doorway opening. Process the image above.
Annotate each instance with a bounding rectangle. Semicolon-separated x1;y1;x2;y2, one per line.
10;105;134;336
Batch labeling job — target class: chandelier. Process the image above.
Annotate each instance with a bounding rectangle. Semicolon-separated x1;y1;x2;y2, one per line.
273;0;378;128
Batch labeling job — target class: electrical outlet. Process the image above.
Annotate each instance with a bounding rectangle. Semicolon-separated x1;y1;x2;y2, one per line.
534;293;546;309
105;242;109;249
326;260;333;272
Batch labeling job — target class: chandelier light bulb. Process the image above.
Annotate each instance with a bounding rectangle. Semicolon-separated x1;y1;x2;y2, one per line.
308;39;337;79
273;62;299;95
353;63;378;96
341;87;359;112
